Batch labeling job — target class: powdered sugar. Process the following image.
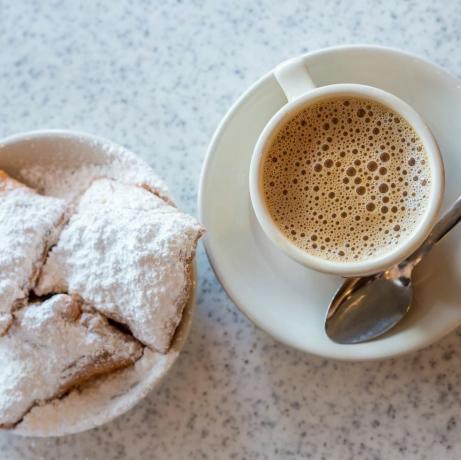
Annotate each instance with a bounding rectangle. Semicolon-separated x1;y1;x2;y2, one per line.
0;294;143;428
0;174;67;334
20;140;171;203
17;346;178;436
36;178;204;352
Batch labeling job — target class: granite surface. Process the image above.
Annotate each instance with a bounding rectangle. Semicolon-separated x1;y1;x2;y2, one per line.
1;0;461;459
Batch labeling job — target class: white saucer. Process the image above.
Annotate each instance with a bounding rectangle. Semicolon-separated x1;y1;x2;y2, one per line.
199;45;461;361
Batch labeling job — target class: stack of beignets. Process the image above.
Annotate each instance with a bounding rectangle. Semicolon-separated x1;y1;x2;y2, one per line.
0;171;203;428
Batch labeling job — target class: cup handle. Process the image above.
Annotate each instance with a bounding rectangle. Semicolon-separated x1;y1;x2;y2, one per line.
274;56;317;102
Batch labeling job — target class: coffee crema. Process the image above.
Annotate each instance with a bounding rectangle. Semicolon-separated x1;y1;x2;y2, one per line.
262;96;431;262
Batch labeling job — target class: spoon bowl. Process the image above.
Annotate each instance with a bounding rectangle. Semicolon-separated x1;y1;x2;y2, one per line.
326;276;412;344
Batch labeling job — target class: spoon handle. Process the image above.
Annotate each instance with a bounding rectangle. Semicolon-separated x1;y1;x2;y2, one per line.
403;196;461;268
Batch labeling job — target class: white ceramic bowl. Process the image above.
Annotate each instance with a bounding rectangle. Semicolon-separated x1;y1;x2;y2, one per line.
0;130;196;437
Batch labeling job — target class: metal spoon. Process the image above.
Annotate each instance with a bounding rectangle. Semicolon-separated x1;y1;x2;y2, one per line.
325;196;461;344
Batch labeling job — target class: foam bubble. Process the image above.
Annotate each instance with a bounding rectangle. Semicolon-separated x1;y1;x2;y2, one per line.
262;96;431;262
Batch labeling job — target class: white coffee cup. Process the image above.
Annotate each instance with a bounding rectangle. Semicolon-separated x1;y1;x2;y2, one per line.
249;56;445;277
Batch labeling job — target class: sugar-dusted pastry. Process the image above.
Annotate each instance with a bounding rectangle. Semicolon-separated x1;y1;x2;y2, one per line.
36;178;204;353
0;170;67;335
0;294;143;428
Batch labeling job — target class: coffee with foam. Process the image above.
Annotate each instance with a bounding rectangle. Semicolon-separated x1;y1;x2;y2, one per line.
262;96;431;262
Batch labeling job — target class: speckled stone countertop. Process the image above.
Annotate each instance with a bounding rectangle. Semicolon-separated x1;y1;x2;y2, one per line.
1;1;461;459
